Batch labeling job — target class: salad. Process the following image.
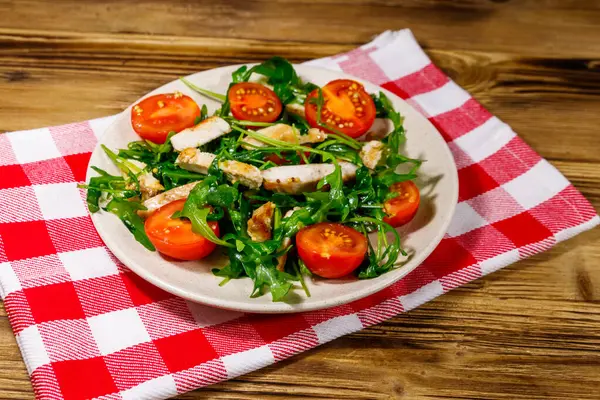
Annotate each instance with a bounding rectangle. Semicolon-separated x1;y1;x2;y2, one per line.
82;57;422;302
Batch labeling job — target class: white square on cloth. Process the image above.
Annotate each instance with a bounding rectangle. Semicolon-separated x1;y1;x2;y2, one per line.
7;128;61;164
33;182;88;220
59;247;119;281
88;308;151;355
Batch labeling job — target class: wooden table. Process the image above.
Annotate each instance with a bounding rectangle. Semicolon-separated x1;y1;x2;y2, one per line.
1;1;599;398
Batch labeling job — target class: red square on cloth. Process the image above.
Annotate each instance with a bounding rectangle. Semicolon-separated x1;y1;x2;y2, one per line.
0;165;31;189
0;221;55;261
349;286;396;314
121;271;174;306
63;153;92;183
154;329;219;373
249;313;312;343
25;282;85;324
458;163;500;201
421;237;478;279
429;98;493;141
492;212;553;248
53;357;117;400
382;63;449;99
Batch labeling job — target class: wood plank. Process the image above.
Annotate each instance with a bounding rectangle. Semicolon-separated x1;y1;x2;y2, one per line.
1;31;599;166
0;0;599;58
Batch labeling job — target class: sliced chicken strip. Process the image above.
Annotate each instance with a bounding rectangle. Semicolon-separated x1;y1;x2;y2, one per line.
359;140;385;169
175;149;263;189
247;202;276;242
137;174;164;200
241;124;326;149
262;162;358;194
138;181;200;218
122;159;164;201
299;128;327;145
276;207;302;271
175;148;216;174
285;102;305;119
241;124;299;149
171;116;231;151
218;160;263;189
365;118;394;141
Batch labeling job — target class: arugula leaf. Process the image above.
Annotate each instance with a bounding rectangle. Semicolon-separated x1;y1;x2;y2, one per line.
178;177;236;247
102;145;143;176
106;198;155;251
232;65;252;83
79;169;134;212
193;105;209;125
254;263;293;301
180;77;226;102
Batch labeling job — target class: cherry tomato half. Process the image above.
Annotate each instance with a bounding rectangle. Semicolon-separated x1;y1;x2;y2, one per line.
305;79;376;138
383;181;420;228
228;83;283;123
131;93;201;144
144;199;220;261
296;222;368;278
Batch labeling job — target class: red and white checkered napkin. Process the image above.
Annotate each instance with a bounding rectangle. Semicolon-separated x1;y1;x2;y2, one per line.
0;30;597;399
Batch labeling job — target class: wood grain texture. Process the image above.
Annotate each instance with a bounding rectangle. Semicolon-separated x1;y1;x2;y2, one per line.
1;1;599;399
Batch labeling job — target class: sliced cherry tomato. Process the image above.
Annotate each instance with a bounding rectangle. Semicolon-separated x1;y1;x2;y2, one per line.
383;181;420;227
131;93;201;144
305;79;376;138
296;222;368;278
228;83;282;123
144;199;220;261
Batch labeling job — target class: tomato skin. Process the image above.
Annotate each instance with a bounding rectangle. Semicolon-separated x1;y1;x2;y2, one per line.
383;181;420;228
131;93;201;144
228;83;283;123
144;200;220;261
296;222;368;278
305;79;376;138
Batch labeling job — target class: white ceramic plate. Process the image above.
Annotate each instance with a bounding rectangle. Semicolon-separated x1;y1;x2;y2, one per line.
87;64;458;313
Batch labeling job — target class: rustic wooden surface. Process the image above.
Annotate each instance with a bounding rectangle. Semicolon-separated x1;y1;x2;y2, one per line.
1;1;600;399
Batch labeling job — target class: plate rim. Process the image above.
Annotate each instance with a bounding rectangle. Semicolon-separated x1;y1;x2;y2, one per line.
87;63;458;313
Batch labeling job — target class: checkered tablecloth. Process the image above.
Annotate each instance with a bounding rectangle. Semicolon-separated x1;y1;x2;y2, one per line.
0;30;597;400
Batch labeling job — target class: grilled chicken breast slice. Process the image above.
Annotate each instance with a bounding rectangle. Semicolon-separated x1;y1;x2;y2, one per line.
359;140;385;169
262;162;358;194
241;124;326;149
121;159;164;201
171;116;231;151
138;181;200;218
218;160;263;189
247;202;276;242
175;148;216;174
